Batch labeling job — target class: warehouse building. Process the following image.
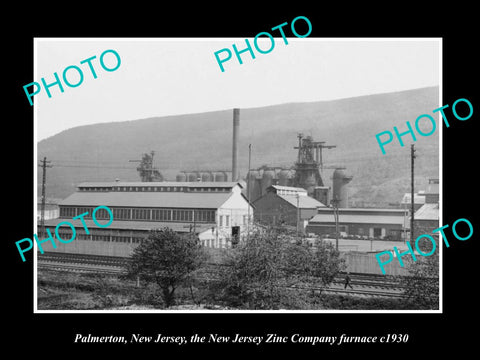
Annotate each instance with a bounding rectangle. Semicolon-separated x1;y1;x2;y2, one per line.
306;207;408;240
42;181;253;257
253;185;326;232
412;178;439;251
399;191;426;212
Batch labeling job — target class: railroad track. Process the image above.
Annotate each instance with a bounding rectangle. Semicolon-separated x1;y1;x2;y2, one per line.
38;252;128;267
37;252;405;298
38;262;123;275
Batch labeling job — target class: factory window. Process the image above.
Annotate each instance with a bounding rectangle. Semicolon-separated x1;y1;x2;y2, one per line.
113;208;122;220
194;210;214;223
373;228;382;237
132;208;150;220
154;209;172;221
60;207;75;217
76;207;93;218
170;209;189;222
94;207;110;220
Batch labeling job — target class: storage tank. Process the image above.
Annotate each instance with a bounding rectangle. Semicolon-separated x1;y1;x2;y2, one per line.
176;172;187;182
261;169;276;196
314;186;329;206
187;172;198;182
201;172;213;182
232;108;240;181
247;170;262;201
278;169;295;186
214;172;226;182
332;169;353;208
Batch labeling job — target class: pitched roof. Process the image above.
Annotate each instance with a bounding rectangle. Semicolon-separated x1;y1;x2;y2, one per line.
44;218;213;233
278;194;325;208
77;181;241;189
269;185;308;193
59;191;232;209
400;193;426;205
309;212;406;225
317;207;407;214
414;203;439;220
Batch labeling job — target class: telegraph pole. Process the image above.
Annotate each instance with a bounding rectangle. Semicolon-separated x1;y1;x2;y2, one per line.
331;197;340;251
296;193;300;242
39;157;52;237
410;144;416;243
247;144;251;242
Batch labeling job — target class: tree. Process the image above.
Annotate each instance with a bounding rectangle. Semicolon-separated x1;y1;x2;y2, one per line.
215;228;345;309
400;253;439;309
309;239;346;288
125;228;207;307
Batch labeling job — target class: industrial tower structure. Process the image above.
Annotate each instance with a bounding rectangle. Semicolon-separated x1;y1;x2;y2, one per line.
293;133;336;195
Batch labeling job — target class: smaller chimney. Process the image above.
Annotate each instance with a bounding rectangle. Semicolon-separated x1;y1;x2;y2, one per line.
232;108;240;182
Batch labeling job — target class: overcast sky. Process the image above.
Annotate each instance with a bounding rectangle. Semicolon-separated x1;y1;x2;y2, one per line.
35;38;440;141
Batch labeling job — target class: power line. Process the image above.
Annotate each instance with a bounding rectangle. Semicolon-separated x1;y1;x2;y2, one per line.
53;164;134;169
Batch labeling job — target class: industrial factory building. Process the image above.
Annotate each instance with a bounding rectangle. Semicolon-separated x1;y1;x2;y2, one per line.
412;178;439;250
253;185;326;232
306;208;408;240
246;134;351;208
42;181;253;257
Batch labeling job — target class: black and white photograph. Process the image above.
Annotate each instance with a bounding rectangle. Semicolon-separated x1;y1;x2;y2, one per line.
33;38;441;312
6;7;478;355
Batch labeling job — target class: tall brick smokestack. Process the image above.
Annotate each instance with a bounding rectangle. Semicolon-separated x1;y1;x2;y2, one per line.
232;108;240;182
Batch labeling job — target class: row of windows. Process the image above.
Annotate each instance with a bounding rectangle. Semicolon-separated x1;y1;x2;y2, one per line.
78;186;230;193
59;232;144;244
218;215;249;227
60;206;216;223
219;215;230;227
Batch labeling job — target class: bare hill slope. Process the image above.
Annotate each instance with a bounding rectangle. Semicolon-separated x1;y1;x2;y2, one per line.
38;86;440;206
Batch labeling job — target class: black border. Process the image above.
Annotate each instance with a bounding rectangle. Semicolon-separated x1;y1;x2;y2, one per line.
6;6;478;355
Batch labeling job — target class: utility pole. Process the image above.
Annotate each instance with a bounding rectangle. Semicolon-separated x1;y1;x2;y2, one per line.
410;144;416;243
296;193;300;242
247;144;251;242
331;197;340;251
39;157;52;237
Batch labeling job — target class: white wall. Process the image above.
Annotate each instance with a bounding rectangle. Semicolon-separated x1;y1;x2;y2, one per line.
212;191;253;248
